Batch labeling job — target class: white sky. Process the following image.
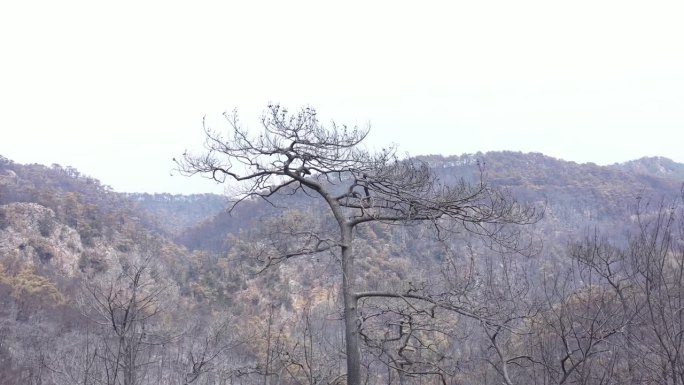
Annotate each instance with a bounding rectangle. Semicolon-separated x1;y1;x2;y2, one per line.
1;0;683;194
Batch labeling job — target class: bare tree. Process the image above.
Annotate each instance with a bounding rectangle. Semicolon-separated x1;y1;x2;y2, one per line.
176;105;538;385
519;192;684;385
175;316;243;385
569;232;641;384
628;196;684;385
82;252;172;385
530;268;626;384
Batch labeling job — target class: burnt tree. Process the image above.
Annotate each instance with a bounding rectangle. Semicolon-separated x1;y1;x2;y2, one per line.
176;105;538;385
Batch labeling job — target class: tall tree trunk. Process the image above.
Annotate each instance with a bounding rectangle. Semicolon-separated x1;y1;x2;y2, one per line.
341;224;361;385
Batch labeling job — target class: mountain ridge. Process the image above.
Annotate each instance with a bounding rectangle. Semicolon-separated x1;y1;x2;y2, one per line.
2;150;684;384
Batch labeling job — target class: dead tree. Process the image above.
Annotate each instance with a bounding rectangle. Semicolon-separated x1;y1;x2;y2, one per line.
176;105;539;385
83;253;170;385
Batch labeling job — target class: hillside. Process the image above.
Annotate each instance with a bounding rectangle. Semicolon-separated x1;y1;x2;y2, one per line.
611;155;684;180
125;192;227;235
0;156;225;238
1;152;684;385
178;151;683;254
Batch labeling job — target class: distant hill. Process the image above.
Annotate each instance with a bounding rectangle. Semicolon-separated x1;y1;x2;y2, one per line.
0;156;226;237
177;151;683;253
4;152;681;256
0;155;191;277
125;192;227;236
611;156;684;181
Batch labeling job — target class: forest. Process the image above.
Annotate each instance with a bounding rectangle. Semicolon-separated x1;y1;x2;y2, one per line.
1;108;684;385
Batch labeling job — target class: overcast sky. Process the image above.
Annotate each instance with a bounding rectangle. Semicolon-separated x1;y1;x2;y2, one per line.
1;1;682;194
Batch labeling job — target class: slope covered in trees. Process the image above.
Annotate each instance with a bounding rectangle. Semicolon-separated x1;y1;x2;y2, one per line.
1;151;683;384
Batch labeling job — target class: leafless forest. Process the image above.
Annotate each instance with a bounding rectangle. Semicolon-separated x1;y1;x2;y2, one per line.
2;107;684;384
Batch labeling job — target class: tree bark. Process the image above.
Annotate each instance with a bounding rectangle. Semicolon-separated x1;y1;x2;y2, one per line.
341;223;361;385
